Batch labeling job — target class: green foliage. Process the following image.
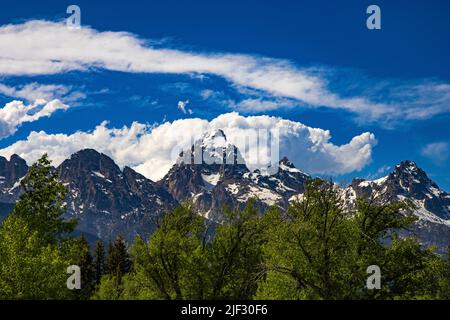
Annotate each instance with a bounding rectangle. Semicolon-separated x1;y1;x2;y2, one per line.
107;235;132;281
103;234;132;298
91;275;123;300
96;187;449;300
11;154;75;244
0;154;81;300
257;179;359;299
125;205;206;300
74;235;96;299
207;201;269;299
256;179;448;300
0;215;73;299
117;201;269;300
376;237;448;299
0;154;448;300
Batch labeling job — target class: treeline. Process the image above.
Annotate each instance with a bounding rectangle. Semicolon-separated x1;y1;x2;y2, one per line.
0;155;448;300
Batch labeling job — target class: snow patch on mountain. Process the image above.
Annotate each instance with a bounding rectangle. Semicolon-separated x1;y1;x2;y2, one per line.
238;185;282;206
202;173;220;190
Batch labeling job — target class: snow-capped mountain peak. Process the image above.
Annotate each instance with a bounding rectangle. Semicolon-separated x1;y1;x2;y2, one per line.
176;129;246;168
1;149;449;254
343;161;450;253
201;129;227;148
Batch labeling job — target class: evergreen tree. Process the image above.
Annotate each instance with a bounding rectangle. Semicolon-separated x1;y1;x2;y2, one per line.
447;245;450;300
93;240;106;285
76;235;95;299
107;235;132;282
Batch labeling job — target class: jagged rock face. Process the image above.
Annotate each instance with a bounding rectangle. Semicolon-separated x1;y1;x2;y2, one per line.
57;149;177;242
0;137;449;254
389;161;450;219
0;154;28;203
348;161;450;220
160;130;309;220
247;157;310;207
345;160;450;254
160;130;251;219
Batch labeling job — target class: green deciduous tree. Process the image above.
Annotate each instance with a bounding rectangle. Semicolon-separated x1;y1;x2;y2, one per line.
257;179;448;300
11;154;75;244
126;205;206;300
257;179;358;299
0;215;72;299
0;154;81;299
117;201;269;300
206;202;270;299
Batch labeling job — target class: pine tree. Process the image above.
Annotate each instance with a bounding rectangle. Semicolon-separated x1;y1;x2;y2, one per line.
93;240;106;285
77;234;95;299
107;235;132;282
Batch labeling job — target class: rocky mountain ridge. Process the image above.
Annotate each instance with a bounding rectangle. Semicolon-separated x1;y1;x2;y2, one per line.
0;130;449;252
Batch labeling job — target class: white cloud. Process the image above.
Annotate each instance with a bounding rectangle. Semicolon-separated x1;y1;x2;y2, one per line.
232;98;296;112
0;99;70;139
0;82;84;103
0;112;376;180
200;89;215;100
421;142;449;164
177;100;192;114
1;20;448;122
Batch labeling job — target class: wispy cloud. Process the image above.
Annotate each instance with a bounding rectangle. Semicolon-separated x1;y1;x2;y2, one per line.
0;82;85;103
177;100;193;114
0;20;449;124
366;165;391;180
421;142;449;165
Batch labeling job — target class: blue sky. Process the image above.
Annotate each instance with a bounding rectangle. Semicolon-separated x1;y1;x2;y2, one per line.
0;0;449;189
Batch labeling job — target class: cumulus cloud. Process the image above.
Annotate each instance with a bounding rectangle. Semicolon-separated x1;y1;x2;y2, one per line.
0;112;376;180
421;142;449;164
0;99;70;139
1;20;448;122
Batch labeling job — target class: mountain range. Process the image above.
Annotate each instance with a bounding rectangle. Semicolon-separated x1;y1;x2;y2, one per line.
1;129;449;254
